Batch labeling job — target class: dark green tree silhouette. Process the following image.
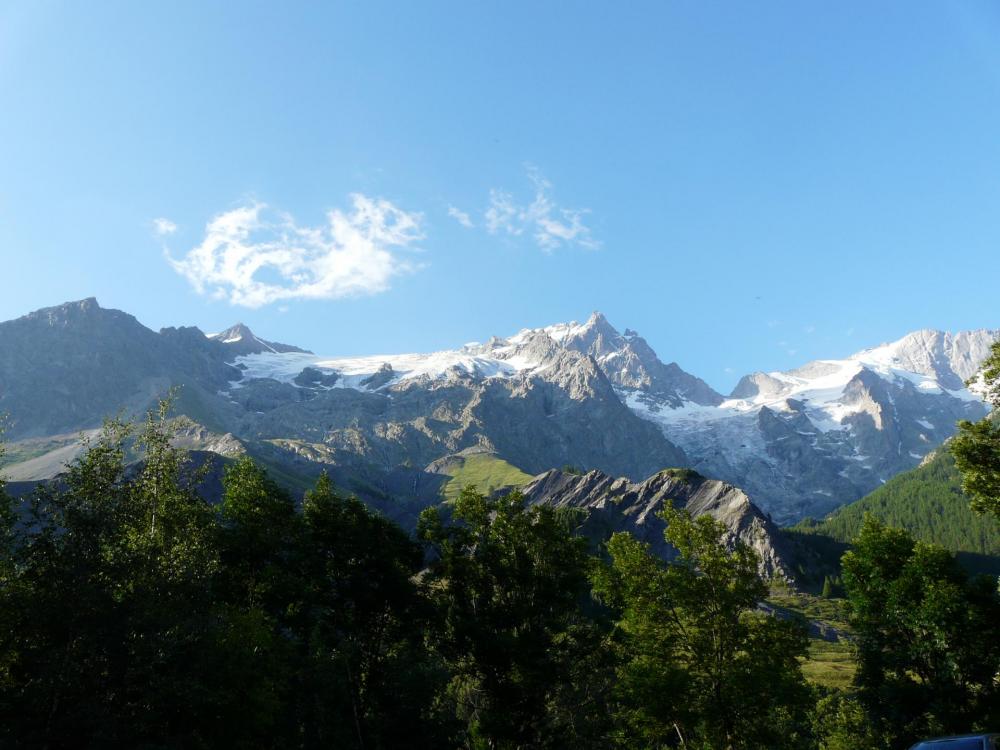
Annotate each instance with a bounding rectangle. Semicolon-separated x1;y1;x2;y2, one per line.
417;487;611;749
593;506;813;749
952;339;1000;520
842;515;1000;747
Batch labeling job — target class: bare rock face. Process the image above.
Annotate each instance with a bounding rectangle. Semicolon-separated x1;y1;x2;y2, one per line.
0;299;240;439
2;299;995;528
293;367;339;388
231;356;687;480
168;417;246;457
360;363;395;390
211;323;311;357
554;312;724;407
520;468;795;580
635;328;998;523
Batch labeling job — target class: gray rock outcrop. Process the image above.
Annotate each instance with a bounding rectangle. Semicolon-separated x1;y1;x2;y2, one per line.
520;468;795;580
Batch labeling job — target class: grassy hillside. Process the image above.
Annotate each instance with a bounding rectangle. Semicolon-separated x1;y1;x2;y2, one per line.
791;448;1000;577
438;452;534;501
767;590;855;691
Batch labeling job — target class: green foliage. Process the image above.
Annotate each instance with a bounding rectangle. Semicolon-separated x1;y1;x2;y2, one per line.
438;452;534;501
293;472;447;748
5;402;1000;748
593;507;814;749
0;401;448;748
802;640;855;692
218;455;299;613
821;574;845;598
842;515;1000;748
417;487;612;748
765;590;855;691
976;339;1000;408
0;408;266;746
790;449;1000;575
952;416;1000;520
0;422;14;703
821;575;834;598
660;467;704;482
812;692;882;750
951;339;1000;520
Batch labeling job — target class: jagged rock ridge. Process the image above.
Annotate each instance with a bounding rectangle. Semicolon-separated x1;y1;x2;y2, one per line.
520;468;795;580
632;328;997;522
209;323;311;357
0;299;686;486
1;298;995;526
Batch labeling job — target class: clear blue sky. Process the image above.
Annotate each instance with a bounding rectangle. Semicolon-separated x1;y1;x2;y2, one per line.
3;1;1000;392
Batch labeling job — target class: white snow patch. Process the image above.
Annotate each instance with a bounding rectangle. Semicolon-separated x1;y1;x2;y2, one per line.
229;340;552;392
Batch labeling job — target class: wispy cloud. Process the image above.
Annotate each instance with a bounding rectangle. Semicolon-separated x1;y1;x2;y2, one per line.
447;205;474;228
152;217;178;236
776;340;799;358
454;165;599;252
165;195;423;308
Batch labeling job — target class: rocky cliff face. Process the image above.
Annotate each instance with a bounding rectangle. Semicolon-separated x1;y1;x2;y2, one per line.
0;299;686;486
549;312;724;407
226;339;686;480
209;323;312;357
0;299;240;439
1;299;994;527
634;329;996;522
520;468;795;580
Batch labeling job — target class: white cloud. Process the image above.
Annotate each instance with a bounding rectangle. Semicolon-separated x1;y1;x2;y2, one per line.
153;217;178;236
484;189;521;236
482;166;599;252
165;195;423;308
447;205;474;228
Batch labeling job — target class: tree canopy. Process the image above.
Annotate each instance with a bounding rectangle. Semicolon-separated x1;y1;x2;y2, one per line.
952;339;1000;520
841;515;1000;748
2;402;998;748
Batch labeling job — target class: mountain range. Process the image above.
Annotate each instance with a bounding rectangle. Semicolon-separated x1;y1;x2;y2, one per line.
0;298;994;526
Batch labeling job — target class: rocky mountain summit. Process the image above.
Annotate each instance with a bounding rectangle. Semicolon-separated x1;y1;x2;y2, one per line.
520;468;795;580
209;323;311;357
0;298;239;438
636;328;997;522
536;313;724;407
0;300;685;489
1;299;994;525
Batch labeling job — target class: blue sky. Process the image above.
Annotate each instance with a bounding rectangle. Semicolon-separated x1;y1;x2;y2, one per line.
3;1;1000;391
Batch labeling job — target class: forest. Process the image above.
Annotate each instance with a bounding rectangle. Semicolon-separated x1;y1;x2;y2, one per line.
1;402;998;749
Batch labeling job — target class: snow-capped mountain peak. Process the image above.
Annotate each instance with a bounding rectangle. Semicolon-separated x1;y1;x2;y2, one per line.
635;328;997;522
227;312;719;409
218;314;996;524
848;328;1000;388
209;323;255;345
209;323;311;357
